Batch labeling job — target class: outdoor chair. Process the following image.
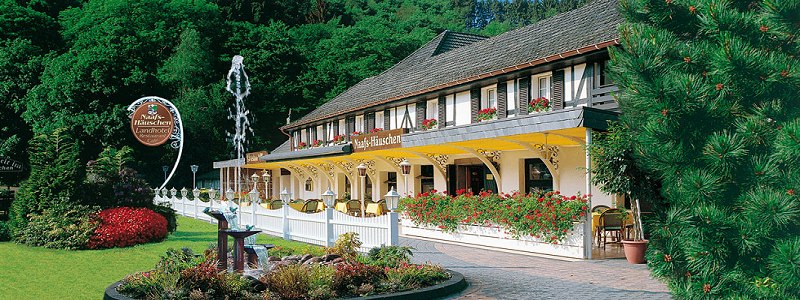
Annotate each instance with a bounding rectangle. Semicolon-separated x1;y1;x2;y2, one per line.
591;205;610;213
269;199;282;209
597;208;624;249
346;200;361;217
302;200;320;213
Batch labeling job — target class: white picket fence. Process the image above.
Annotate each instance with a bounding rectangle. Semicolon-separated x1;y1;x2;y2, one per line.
153;190;398;251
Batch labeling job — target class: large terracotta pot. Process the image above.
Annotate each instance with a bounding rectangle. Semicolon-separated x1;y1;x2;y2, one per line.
621;239;649;264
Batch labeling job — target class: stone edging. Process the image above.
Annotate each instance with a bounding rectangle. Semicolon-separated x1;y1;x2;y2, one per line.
104;269;467;300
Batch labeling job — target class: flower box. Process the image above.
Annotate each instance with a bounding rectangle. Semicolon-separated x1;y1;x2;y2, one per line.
311;139;323;147
297;142;308;149
370;127;384;134
421;118;438;130
528;97;551;113
476;108;497;121
332;134;346;144
351;131;363;137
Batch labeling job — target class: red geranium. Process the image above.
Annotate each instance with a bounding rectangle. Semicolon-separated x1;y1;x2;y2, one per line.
87;207;168;249
476;108;497;121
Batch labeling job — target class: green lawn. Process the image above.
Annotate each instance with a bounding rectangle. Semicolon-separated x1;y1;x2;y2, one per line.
0;216;322;300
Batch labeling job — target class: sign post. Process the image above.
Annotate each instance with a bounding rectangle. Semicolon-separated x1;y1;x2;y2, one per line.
128;96;184;190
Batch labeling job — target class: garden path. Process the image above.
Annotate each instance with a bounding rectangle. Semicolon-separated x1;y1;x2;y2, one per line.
400;237;671;299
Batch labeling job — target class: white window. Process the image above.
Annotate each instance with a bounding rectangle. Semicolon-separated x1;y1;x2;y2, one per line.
506;80;516;117
426;99;438;120
532;72;552;100
481;85;497;109
300;129;308;146
375;111;384;129
338;119;345;135
293;131;300;148
327;122;334;142
455;91;471;126
445;94;455;126
355;114;364;133
316;125;323;142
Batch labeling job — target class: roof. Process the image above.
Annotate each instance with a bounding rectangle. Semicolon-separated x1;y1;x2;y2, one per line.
271;139;292;154
285;0;620;129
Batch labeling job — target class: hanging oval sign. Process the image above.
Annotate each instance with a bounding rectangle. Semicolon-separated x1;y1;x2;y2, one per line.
130;101;175;146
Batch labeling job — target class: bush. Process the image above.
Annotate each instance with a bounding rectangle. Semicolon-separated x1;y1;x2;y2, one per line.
10;128;83;234
366;245;413;268
149;204;177;233
85;147;152;209
325;232;361;261
15;202;99;249
262;264;312;300
332;262;385;297
0;221;10;242
383;263;449;291
87;207;168;249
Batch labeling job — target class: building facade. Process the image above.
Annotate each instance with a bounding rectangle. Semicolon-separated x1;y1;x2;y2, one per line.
225;0;623;258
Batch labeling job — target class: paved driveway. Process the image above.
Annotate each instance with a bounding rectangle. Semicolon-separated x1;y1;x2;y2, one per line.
400;237;671;299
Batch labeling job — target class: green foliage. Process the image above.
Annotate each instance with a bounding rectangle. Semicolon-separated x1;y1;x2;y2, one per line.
9;128;83;234
325;232;362;261
262;264;314;300
150;204;178;233
366;245;413;268
383;264;449;292
611;0;800;297
0;220;10;241
15;202;99;249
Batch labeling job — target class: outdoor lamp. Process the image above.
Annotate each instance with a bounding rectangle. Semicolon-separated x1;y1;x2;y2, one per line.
357;163;367;178
170;187;177;198
400;159;411;175
384;187;400;212
280;188;291;204
225;188;235;201
208;188;217;200
249;187;260;204
192;188;200;199
159;188;166;197
263;170;271;181
322;188;336;208
180;187;188;198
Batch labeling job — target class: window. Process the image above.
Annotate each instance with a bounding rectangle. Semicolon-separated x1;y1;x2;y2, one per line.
305;178;313;191
316;125;323;142
426;99;438;120
292;131;299;148
598;60;613;86
420;165;434;194
355;115;364;133
481;85;497;109
445;94;456;126
386;172;397;191
506;80;516;117
375;111;384;130
454;91;471;125
534;74;552;99
338;119;345;135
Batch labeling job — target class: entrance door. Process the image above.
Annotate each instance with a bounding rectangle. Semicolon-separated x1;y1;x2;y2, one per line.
468;166;484;193
524;158;553;193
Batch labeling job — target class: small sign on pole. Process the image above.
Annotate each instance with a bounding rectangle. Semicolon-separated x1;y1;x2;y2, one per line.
130;102;175;147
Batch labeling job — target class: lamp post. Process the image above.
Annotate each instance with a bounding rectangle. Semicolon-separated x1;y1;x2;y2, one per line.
279;188;291;240
162;165;169;181
191;165;199;189
384;187;400;212
399;159;411;196
262;170;271;200
322;188;336;209
357;163;367;218
208;188;217;208
192;188;201;218
249;173;260;226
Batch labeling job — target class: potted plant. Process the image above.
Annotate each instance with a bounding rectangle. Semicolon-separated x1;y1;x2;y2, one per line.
528;97;551;113
297;141;308;149
621;196;648;264
311;139;323;147
476;108;497;121
351;131;362;137
332;134;345;144
421;118;437;130
370;127;383;134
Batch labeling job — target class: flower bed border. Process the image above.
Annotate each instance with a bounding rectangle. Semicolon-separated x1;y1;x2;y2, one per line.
104;270;467;300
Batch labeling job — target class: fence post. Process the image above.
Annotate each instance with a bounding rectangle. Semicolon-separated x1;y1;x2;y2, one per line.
387;212;398;246
324;208;333;247
251;201;257;228
282;205;290;240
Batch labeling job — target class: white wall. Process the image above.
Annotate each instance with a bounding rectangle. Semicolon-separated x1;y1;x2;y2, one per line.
558;146;613;207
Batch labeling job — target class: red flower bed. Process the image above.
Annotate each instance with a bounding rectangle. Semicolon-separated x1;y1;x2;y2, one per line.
88;207;168;249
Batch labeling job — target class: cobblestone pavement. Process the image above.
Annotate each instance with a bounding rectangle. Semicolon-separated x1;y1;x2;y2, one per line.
400;237;671;300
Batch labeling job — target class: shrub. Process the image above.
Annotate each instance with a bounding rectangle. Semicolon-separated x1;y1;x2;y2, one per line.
366;245;413;268
15;202;98;249
384;263;449;291
178;261;225;297
85;147;152;208
325;232;361;261
261;264;311;300
0;221;10;242
87;207;168;249
10;128;83;234
332;262;385;297
149;204;177;233
308;265;336;299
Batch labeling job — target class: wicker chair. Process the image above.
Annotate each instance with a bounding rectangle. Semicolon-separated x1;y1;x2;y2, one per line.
302;200;320;213
591;205;611;213
269;199;283;209
346;200;361;217
597;208;624;249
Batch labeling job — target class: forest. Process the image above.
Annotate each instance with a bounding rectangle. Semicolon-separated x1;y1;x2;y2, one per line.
0;0;590;185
